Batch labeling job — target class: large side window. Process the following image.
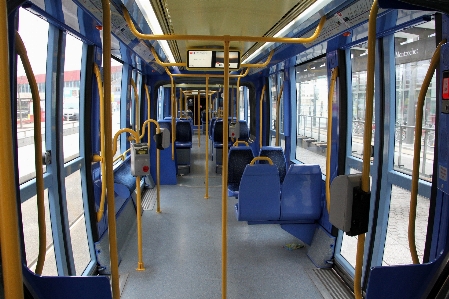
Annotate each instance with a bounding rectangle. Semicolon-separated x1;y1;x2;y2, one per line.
295;56;327;172
111;58;123;161
17;8;57;276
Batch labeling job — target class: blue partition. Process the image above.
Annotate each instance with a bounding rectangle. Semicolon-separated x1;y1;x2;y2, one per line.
23;266;112;299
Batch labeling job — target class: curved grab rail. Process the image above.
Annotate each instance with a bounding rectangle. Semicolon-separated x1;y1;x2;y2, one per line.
130;78;140;136
325;67;338;213
250;156;273;166
275;82;284;146
259;85;266;149
241;50;274;69
122;5;326;44
112;128;140;156
16;31;46;276
93;63;107;223
233;141;249;147
409;39;446;264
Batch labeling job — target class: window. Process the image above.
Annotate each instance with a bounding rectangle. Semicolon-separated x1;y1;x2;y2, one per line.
295;56;328;172
16;8;48;184
393;22;436;182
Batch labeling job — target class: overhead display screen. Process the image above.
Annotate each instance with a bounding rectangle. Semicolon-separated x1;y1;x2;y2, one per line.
187;50;240;70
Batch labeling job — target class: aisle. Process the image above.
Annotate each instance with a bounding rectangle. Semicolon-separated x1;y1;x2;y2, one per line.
119;134;324;298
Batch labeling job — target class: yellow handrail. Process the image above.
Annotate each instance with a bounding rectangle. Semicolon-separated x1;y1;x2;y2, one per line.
325;67;338;213
101;0;120;296
93;63;107;223
233;141;249;147
149;46;186;67
112;128;140;155
0;2;23;296
197;91;201;147
259;85;266;149
130;78;140;136
16;31;46;275
241;50;274;68
221;40;230;299
275;82;284;146
250;156;273;165
123;5;326;44
409;39;445;264
144;84;151;149
112;148;131;163
170;76;175;160
205;76;210;199
355;1;377;298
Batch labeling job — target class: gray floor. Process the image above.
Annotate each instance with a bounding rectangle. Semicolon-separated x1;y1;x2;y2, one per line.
119;135;326;298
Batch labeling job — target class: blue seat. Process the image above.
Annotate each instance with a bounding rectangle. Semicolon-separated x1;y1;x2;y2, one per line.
175;120;193;148
259;146;287;184
280;164;322;221
235;164;280;221
227;146;254;197
238;120;249;141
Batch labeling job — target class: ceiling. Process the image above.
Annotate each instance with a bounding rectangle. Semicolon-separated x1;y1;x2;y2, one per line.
148;0;317;64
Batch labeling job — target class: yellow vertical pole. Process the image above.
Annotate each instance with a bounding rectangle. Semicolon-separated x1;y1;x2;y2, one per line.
230;85;234;120
130;78;140;136
179;88;180;118
205;77;209;199
259;85;266;149
101;0;120;297
275;83;284;146
222;38;230;299
355;1;377;299
136;175;145;271
0;1;24;296
145;85;150;149
170;76;175;160
198;91;201;147
236;78;241;120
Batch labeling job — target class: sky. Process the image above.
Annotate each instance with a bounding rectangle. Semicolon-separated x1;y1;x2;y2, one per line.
17;8;83;77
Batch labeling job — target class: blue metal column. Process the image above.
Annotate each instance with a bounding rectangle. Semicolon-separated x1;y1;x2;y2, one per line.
45;26;75;276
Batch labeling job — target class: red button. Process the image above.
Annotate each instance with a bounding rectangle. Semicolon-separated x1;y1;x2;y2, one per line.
143;166;149;172
444;77;449;99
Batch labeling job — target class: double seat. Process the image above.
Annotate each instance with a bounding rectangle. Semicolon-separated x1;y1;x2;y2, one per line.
234;162;322;224
227;146;286;198
212;119;249;172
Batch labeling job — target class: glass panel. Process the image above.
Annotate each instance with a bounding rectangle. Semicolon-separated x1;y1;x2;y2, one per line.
393;21;435;182
65;170;90;274
383;185;429;265
22;190;57;276
17;8;48;184
63;34;82;163
111;58;122;160
239;86;244;120
350;42;374;159
295;56;327;173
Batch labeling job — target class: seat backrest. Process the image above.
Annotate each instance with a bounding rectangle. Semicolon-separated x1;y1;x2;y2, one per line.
259;146;287;183
238;120;249;141
213;120;223;145
227;147;254;188
280;164;322;221
237;164;280;221
209;118;217;139
176;120;192;143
